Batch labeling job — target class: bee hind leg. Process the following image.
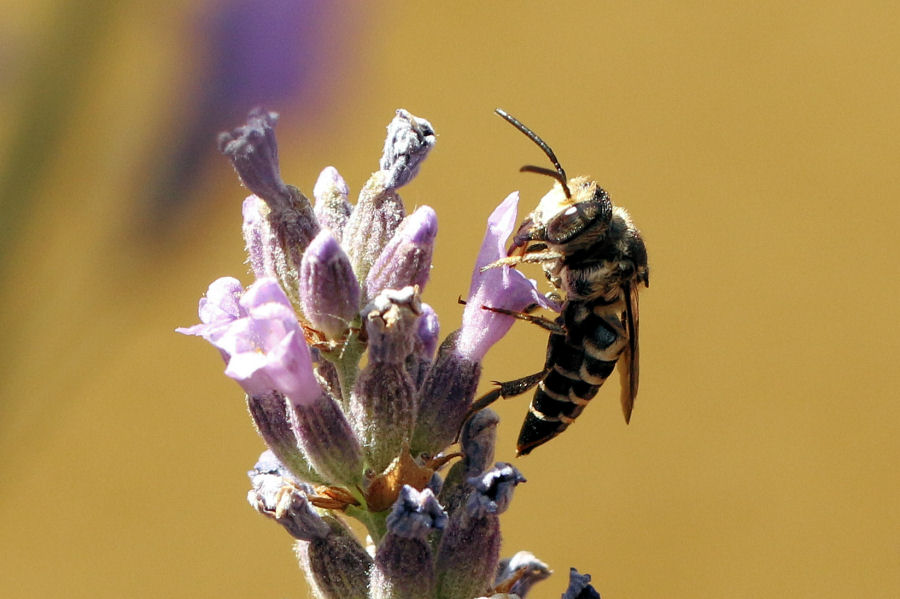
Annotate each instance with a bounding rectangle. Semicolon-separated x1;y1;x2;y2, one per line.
455;369;549;443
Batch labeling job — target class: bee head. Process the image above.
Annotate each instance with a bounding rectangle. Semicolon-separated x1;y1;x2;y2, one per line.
496;109;614;253
535;176;613;249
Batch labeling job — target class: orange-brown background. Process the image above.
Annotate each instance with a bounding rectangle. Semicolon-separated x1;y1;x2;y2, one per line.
1;3;897;598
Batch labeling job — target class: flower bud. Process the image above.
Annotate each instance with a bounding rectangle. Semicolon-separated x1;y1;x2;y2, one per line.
561;568;601;599
495;551;551;598
379;109;436;190
406;302;439;389
343;170;406;282
370;486;446;599
439;408;499;516
434;464;526;599
289;391;364;487
365;205;437;301
242;195;278;280
411;332;481;457
299;229;361;338
246;392;324;484
351;288;420;472
313;166;352;240
247;452;330;540
219;109;320;297
295;518;372;599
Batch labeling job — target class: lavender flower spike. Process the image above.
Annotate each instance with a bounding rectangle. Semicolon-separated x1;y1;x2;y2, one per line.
299;229;360;338
380;108;436;190
371;486;447;599
365;205;438;301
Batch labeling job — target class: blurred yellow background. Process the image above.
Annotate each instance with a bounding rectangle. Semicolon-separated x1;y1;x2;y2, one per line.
1;2;897;597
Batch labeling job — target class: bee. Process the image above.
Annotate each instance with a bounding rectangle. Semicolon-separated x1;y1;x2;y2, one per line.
475;108;649;456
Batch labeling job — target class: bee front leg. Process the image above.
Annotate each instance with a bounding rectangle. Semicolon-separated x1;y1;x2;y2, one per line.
479;250;564;272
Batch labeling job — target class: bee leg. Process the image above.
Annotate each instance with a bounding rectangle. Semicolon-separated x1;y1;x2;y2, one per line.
455;369;550;442
479;305;565;334
479;250;564;272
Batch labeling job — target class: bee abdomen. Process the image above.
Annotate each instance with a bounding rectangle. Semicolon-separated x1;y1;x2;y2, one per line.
516;301;627;455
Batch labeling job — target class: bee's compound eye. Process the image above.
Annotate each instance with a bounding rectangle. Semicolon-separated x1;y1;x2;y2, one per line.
546;201;598;243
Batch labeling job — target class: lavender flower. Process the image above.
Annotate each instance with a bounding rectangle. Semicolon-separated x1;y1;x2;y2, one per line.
411;194;558;456
181;108;603;599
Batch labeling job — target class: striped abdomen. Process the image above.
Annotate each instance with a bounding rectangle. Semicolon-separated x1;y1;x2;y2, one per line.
516;295;628;455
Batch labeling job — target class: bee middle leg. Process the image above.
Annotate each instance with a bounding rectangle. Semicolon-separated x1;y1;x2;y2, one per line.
479;305;565;334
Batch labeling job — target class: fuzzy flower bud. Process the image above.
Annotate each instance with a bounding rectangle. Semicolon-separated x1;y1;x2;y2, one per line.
219;108;320;297
439;408;499;516
295;519;373;599
410;332;481;457
562;568;602;599
435;463;526;599
247;452;330;540
343;171;405;283
344;109;435;281
351;287;420;473
379;108;436;190
365;205;437;301
246;392;324;484
242;195;278;280
299;229;360;338
406;302;439;389
313;166;352;240
370;486;446;599
495;551;552;598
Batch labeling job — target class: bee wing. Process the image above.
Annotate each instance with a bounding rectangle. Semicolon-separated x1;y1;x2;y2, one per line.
619;280;640;423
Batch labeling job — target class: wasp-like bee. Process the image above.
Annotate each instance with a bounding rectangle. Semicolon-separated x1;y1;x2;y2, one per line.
476;109;649;456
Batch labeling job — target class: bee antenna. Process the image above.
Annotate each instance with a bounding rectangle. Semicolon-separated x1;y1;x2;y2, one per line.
495;108;571;198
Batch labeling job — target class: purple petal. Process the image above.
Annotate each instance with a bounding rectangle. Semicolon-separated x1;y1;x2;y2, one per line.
457;192;558;361
176;277;247;353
